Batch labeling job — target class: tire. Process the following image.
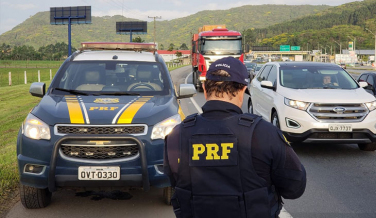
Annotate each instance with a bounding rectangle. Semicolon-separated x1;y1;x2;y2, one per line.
20;183;52;209
271;111;280;129
248;98;253;114
358;142;376;151
163;186;175;205
197;80;203;92
192;70;197;85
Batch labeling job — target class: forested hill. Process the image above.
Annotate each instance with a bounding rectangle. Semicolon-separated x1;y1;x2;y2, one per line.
0;4;331;49
246;0;376;50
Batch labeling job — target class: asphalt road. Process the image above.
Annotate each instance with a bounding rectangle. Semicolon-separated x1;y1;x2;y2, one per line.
6;66;376;218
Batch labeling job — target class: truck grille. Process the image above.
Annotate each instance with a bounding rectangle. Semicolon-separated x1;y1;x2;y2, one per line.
60;140;139;160
56;125;146;135
308;103;368;122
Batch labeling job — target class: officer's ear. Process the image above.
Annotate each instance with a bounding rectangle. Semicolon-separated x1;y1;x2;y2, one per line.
203;83;208;99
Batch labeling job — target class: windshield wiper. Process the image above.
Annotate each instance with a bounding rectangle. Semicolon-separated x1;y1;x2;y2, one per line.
92;92;140;96
53;88;89;96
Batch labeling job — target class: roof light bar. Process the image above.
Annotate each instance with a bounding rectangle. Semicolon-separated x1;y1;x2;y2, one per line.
81;42;156;52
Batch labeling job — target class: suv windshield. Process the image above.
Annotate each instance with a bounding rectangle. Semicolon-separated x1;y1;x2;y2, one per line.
200;38;242;55
279;65;358;89
51;61;170;95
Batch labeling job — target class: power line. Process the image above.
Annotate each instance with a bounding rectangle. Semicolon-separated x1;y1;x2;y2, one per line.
148;16;161;45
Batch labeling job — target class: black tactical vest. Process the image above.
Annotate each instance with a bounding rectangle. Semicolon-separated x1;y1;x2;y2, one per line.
171;113;281;218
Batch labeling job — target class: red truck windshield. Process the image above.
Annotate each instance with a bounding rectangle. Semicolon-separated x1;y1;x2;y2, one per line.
200;38;242;55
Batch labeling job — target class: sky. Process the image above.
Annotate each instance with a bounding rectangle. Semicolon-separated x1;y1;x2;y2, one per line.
0;0;363;35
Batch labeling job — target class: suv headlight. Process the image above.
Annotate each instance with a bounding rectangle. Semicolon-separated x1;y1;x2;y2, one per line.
365;101;376;111
284;98;310;111
23;114;51;140
151;114;181;140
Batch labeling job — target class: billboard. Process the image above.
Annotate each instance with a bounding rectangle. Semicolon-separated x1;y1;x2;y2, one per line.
116;21;147;35
50;6;91;25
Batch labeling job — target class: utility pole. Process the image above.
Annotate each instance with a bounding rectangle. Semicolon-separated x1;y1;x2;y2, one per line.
148;16;162;45
365;28;376;68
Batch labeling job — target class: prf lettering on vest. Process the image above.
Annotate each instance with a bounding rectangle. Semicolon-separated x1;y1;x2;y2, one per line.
192;143;233;160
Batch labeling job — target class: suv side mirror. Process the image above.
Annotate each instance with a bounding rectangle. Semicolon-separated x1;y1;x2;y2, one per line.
359;81;368;88
260;81;274;90
29;82;46;98
178;84;196;99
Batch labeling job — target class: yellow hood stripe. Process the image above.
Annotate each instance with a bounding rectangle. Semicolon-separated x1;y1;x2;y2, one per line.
117;97;152;124
66;95;85;124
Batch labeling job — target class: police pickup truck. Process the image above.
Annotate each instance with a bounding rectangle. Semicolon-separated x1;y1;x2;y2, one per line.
17;42;196;208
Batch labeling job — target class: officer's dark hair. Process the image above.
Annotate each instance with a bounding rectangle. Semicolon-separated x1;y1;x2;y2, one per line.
204;70;246;99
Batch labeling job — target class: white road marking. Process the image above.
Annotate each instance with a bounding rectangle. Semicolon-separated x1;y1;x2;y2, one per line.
185;72;203;114
184;71;293;218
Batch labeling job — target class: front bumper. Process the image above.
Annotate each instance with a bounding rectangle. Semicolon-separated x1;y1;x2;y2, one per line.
18;134;169;192
279;106;376;144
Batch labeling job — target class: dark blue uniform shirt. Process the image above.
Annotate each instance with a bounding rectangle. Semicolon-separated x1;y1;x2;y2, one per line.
164;100;306;200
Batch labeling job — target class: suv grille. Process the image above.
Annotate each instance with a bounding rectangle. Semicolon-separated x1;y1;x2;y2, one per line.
56;125;146;135
308;103;368;122
60;140;139;160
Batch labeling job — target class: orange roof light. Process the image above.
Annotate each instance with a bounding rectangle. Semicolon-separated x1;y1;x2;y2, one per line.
81;42;156;52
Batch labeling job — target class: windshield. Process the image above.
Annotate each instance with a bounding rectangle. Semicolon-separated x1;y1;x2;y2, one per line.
256;65;263;71
279;65;358;89
200;38;242;55
51;61;170;95
245;62;256;68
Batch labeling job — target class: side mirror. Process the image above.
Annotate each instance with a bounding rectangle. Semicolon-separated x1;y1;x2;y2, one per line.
359;81;368;88
178;84;196;99
260;81;274;90
29;82;46;98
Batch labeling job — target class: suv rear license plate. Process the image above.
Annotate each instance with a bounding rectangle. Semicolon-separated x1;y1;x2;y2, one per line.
328;124;352;132
78;166;120;180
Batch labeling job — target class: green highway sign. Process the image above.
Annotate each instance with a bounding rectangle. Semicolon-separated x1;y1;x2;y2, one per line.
291;46;300;51
280;45;290;51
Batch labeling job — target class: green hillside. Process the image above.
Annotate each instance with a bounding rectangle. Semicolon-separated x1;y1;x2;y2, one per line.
0;4;331;50
246;0;376;51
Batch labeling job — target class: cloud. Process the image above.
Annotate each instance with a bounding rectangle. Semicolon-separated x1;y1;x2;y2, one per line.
2;2;37;10
0;18;20;33
93;9;190;21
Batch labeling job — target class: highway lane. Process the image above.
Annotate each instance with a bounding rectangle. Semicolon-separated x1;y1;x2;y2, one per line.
173;66;376;218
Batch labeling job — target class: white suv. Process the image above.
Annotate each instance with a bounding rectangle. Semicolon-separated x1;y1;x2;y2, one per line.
248;62;376;151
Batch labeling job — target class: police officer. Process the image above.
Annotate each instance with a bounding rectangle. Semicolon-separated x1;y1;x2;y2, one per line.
164;57;306;218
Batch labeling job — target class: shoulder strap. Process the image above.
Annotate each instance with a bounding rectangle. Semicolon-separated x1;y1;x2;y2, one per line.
182;113;198;128
238;113;262;127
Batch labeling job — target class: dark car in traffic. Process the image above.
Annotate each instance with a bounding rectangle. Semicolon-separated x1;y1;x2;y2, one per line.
357;72;376;96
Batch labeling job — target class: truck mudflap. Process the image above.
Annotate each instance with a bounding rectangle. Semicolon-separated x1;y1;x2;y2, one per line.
48;136;150;192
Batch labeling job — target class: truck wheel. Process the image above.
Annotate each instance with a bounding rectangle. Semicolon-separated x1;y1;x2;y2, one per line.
20;183;51;209
192;71;196;85
358;142;376;151
271;111;280;129
197;81;203;92
163;186;175;205
248;98;253;114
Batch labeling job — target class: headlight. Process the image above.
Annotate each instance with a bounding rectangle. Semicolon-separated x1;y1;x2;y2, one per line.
284;98;310;111
23;114;51;140
365;101;376;111
151;114;181;140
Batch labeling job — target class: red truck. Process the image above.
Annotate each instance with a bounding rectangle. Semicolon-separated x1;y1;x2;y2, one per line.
191;25;244;91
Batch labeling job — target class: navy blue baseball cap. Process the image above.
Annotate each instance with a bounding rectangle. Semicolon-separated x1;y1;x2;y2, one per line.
206;56;250;94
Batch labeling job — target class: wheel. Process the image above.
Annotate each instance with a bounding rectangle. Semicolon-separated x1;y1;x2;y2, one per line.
20;183;52;209
197;80;203;92
163;186;175;205
358;142;376;151
192;70;197;85
271;111;280;129
248;98;253;114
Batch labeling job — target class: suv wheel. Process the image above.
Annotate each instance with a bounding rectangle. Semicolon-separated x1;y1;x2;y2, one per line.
20;183;51;209
248;98;253;114
358;142;376;151
163;186;175;205
271;111;280;129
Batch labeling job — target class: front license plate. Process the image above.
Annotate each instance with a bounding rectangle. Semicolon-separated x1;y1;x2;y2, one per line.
328;124;352;132
78;166;120;180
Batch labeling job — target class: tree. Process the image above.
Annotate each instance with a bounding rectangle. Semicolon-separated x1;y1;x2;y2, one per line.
160;44;165;50
179;43;189;50
132;36;145;43
168;43;175;51
175;51;182;63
